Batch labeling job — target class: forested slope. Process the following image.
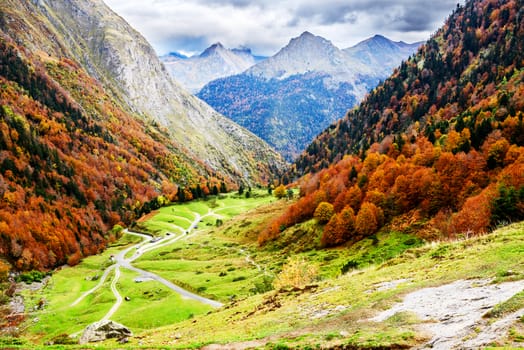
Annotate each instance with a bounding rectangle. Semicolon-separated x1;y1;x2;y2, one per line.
262;0;524;246
0;34;233;271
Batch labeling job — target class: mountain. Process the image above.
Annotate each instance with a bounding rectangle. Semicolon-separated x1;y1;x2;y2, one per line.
0;0;285;270
247;31;372;83
198;32;420;161
260;0;524;246
161;43;263;93
3;0;285;185
345;34;422;76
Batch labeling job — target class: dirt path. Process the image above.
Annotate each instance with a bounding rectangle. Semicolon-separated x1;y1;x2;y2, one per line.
70;208;227;327
371;279;524;349
101;266;122;321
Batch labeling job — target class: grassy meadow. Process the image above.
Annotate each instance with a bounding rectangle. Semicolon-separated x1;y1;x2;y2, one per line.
8;189;524;349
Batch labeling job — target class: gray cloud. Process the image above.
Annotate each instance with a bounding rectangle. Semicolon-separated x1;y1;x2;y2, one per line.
191;0;263;8
294;0;460;30
104;0;464;56
295;4;358;25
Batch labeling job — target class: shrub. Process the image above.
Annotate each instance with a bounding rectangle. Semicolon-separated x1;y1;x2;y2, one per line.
274;184;287;199
355;202;383;236
314;202;335;224
321;206;356;246
16;270;47;284
341;260;359;274
252;275;274;294
273;256;318;290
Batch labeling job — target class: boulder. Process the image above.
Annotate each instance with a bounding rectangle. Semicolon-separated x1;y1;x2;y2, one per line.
79;320;132;344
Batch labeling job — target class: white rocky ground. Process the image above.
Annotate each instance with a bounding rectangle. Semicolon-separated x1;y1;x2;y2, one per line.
371;279;524;349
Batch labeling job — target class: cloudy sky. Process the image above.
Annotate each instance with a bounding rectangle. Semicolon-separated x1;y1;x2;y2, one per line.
104;0;463;57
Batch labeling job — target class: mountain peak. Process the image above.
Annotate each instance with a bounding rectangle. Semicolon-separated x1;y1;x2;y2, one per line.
162;41;258;92
299;31;315;38
292;31;325;43
285;31;334;51
372;34;388;41
210;42;224;49
246;31;349;81
200;42;225;57
355;34;395;48
352;34;422;51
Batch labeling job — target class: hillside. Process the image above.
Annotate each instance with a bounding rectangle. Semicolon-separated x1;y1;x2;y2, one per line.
0;34;199;270
293;0;523;174
1;0;286;186
198;32;420;161
264;0;524;246
161;43;263;93
0;0;285;271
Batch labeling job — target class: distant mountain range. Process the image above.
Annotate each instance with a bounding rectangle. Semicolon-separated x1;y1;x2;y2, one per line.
197;32;422;161
160;43;266;93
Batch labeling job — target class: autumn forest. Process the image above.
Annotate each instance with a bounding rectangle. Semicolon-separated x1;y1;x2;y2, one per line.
0;0;523;277
0;36;233;271
262;0;524;246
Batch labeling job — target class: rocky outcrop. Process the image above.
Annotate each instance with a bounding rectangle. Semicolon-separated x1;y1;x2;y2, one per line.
79;320;132;344
371;279;524;349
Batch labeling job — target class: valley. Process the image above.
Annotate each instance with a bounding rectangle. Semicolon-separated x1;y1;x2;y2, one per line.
1;0;524;348
197;32;421;161
17;191;275;341
8;190;524;349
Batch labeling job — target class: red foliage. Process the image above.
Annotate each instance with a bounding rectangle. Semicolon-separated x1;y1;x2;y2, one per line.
0;36;232;270
355;202;383;237
450;187;495;236
321;206;356;247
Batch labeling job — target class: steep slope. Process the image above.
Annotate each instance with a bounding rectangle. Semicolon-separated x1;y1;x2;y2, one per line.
293;0;524;174
198;32;419;161
2;0;286;186
263;0;524;246
161;43;262;93
0;34;200;270
0;0;285;271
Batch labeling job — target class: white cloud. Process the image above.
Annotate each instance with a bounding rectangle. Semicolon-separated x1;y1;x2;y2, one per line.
104;0;463;56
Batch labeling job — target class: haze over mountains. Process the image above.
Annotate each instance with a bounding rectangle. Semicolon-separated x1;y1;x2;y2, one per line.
161;44;265;93
196;32;421;160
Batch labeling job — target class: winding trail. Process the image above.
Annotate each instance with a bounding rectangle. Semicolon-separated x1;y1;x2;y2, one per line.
70;265;115;307
71;209;224;325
